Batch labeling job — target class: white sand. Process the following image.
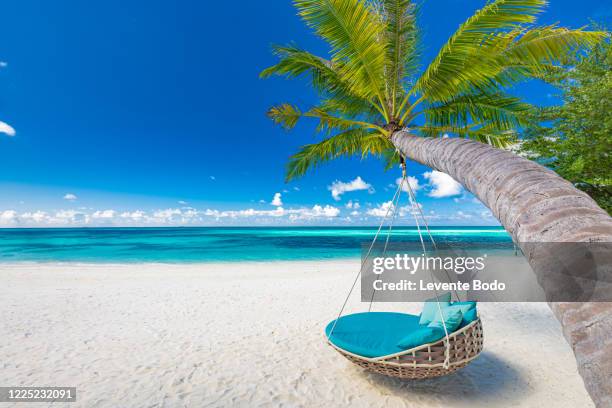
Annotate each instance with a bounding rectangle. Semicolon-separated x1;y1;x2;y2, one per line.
0;261;593;408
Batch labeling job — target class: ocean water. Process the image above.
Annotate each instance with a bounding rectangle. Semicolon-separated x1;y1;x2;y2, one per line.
0;227;513;263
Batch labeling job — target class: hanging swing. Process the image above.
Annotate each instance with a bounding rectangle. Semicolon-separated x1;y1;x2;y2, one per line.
325;156;484;379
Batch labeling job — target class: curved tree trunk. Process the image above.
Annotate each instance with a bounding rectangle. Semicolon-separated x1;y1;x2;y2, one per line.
391;131;612;408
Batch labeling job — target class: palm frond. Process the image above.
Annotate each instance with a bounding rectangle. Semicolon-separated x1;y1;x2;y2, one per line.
381;147;402;170
468;125;518;148
418;123;517;148
380;0;419;112
260;45;353;95
260;45;333;83
261;44;386;118
424;92;535;130
267;104;303;130
294;0;388;107
318;97;380;119
286;128;392;181
416;0;547;101
501;25;606;67
304;107;385;133
417;124;476;138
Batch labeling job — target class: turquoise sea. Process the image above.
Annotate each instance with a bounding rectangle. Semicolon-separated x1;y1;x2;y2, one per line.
0;227;512;263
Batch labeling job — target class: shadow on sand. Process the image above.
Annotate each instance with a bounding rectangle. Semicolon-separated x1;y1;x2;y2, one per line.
355;351;527;403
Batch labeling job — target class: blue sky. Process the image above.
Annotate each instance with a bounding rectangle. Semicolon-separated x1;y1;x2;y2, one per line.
0;0;608;227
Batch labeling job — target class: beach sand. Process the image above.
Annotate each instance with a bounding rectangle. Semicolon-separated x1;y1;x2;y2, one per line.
0;261;593;407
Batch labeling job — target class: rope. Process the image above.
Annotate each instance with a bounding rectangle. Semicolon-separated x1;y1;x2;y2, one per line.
403;161;462;302
327;179;404;339
368;173;405;311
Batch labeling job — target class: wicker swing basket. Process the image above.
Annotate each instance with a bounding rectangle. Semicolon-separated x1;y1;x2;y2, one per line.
328;318;484;379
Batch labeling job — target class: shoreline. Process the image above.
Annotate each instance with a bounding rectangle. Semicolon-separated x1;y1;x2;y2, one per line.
0;258;363;268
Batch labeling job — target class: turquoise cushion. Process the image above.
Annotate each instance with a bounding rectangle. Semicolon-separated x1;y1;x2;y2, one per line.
396;326;445;349
448;302;476;317
427;306;464;332
326;312;422;358
459;307;478;328
452;301;477;311
418;292;452;325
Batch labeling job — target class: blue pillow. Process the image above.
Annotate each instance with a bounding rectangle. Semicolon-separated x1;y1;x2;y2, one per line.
418;292;452;325
448;302;476;317
427;306;464;332
452;301;476;311
397;326;445;349
459;307;478;328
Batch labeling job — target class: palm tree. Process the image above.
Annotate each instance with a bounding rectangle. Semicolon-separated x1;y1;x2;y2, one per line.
261;1;611;405
261;0;602;180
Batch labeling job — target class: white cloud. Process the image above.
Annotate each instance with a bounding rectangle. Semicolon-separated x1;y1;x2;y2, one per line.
204;207;284;219
203;204;339;221
456;211;473;219
0;121;16;137
423;171;462;198
120;210;146;221
54;210;88;224
210;176;216;180
63;193;77;201
92;210;115;219
328;177;373;200
153;208;181;219
480;209;495;219
308;205;340;218
396;176;420;193
293;186;300;191
0;210;17;222
366;200;423;218
0;201;346;227
183;209;198;218
121;211;145;221
271;193;283;207
21;211;48;223
0;61;7;68
345;200;360;209
367;201;395;217
178;200;187;205
0;209;89;226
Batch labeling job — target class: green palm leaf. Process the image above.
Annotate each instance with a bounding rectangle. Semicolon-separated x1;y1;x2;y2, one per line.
381;0;419;112
424;92;534;130
501;25;605;67
305;107;385;133
267;104;302;130
415;0;547;101
261;44;385;117
286;129;391;181
294;0;388;110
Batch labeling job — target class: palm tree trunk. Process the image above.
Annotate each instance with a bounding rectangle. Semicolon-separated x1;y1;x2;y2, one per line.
391;131;612;408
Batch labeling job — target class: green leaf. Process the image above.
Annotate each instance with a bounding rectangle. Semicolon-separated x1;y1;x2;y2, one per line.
424;92;535;130
285;129;391;181
381;0;420;112
267;104;302;130
416;0;548;101
294;0;388;104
